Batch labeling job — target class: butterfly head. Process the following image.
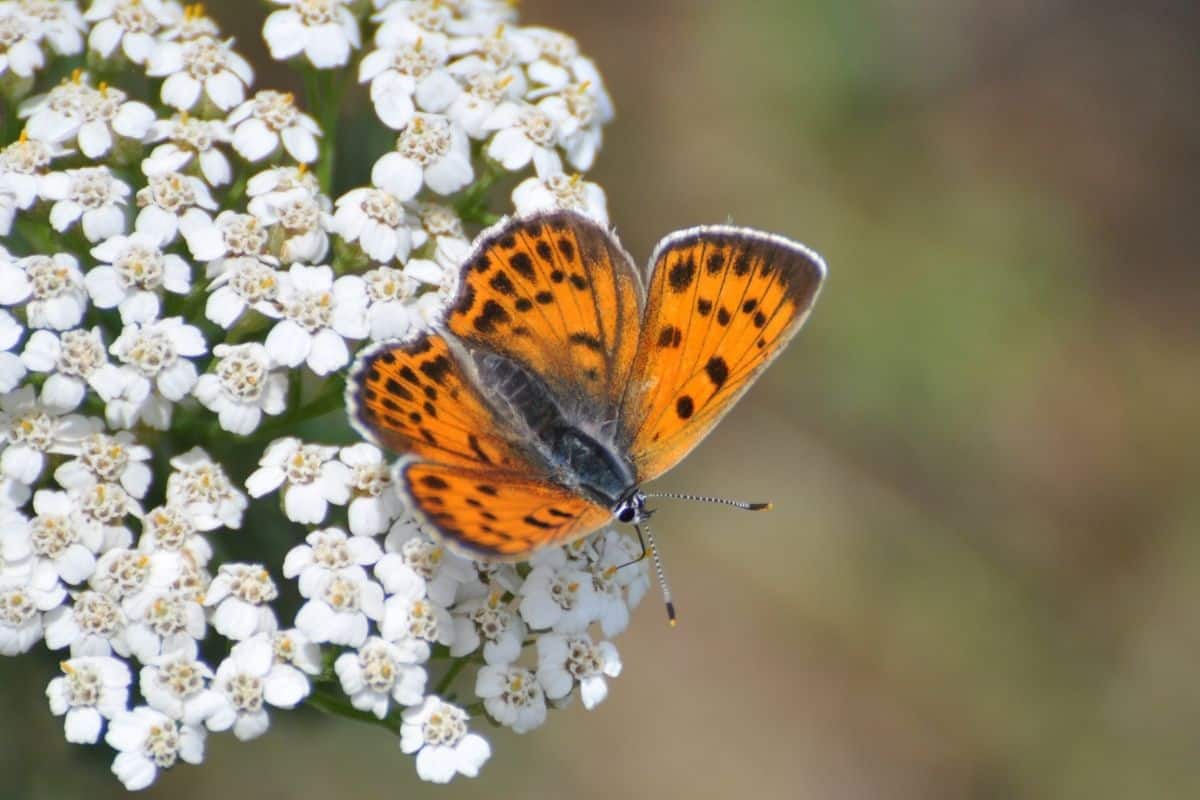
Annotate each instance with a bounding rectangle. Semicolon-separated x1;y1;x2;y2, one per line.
613;488;651;525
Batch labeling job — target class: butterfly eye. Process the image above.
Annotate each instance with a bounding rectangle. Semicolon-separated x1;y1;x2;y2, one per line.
617;507;636;523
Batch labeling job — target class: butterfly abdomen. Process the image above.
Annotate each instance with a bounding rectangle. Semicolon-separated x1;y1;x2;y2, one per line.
471;345;634;508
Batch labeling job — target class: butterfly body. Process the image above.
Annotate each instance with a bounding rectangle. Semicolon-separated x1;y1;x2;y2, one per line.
347;211;825;561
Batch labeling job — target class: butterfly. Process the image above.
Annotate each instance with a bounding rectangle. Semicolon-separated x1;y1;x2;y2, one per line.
346;210;825;566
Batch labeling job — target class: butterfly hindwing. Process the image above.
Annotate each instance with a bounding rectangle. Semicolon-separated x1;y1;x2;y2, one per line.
348;333;539;471
445;210;643;418
402;461;612;560
619;227;826;481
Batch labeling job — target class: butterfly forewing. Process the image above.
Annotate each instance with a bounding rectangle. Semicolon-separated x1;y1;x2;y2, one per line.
619;227;826;481
402;461;612;560
348;333;540;472
445;210;643;419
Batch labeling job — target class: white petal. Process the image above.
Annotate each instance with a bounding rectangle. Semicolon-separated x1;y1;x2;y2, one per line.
60;689;106;736
264;321;311;368
232;119;278;162
280;126;318;163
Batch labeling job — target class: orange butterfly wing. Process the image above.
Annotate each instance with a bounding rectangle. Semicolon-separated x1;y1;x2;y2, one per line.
347;333;537;471
619;227;826;480
444;210;643;418
401;461;611;561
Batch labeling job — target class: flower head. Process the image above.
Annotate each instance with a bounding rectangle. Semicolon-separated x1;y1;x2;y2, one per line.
400;697;490;783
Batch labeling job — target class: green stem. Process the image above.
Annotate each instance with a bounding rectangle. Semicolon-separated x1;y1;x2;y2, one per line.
252;378;345;440
454;159;504;225
434;657;470;697
306;683;398;733
305;69;345;195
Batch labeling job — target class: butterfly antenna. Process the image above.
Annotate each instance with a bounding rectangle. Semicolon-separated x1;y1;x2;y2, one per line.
635;523;676;627
645;492;773;512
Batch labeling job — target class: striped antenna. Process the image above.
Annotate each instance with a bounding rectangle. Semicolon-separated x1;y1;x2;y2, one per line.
645;492;772;512
635;523;676;627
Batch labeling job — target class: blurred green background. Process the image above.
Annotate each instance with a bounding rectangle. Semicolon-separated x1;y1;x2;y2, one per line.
5;1;1200;798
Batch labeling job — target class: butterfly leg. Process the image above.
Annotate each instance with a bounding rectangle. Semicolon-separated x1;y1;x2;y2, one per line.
615;524;650;571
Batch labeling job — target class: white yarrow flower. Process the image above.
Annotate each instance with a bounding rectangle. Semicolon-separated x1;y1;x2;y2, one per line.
46;656;132;744
204;563;279;641
333;187;419;264
282;526;382;598
294;565;384;648
371;113;473;199
43;589;131;657
246;438;352;525
340;443;403;535
0;385;94;484
229;90;321;163
450;592;526;666
87;233;192;323
135;171;218;246
21;79;154;158
105;706;205;791
39;166;130;242
147;35;254;111
537;633;622;710
518;562;600;633
2;489;104;585
263;265;367;375
139;642;223;725
54;430;153;501
206;634;309;740
359;28;457;129
143;113;233;186
11;0;85;56
0;9;44;78
263;0;361;69
512;171;608;225
193;343;287;435
0;252;88;330
203;257;281;329
334;636;427;718
21;327;130;412
0;562;67;655
475;664;546;733
165;448;247;531
399;697;490;783
483;100;563;176
381;521;475;607
85;0;182;64
108;317;207;430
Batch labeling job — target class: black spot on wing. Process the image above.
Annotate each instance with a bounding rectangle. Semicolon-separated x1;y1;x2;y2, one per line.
676;395;694;419
509;252;535;279
384;378;413;402
419;355;452;385
733;249;753;276
489;271;516;295
668;256;696;293
473;299;510;333
705;356;728;389
568;332;604;352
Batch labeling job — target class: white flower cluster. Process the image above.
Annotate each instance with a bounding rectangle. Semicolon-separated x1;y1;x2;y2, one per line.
0;0;634;790
243;436;648;781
